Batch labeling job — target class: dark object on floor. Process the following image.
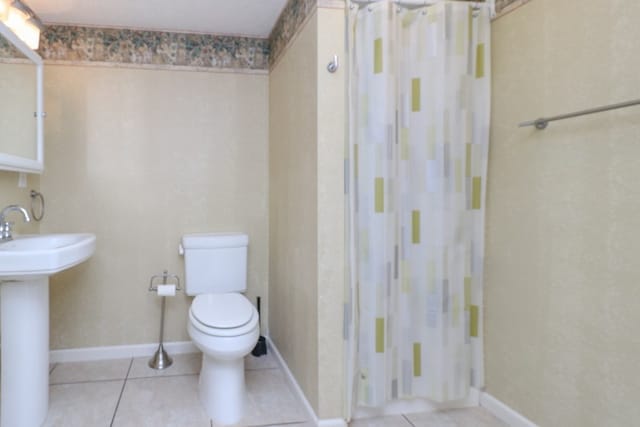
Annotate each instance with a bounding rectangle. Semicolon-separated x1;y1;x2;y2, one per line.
252;297;267;357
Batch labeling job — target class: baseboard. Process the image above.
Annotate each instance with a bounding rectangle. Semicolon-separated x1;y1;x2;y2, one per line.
480;391;538;427
49;341;198;363
266;336;348;427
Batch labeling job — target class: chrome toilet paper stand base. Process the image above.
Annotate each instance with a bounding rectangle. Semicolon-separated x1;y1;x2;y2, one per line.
148;270;181;370
149;341;173;370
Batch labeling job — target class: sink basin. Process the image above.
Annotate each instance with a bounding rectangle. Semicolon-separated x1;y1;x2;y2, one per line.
0;233;96;279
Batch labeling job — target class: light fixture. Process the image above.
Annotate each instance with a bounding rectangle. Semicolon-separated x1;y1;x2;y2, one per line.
0;0;44;50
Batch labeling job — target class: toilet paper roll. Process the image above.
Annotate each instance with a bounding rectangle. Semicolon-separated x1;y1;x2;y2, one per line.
157;284;176;297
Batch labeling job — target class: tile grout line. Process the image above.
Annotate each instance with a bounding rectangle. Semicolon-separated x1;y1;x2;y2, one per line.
245;366;280;372
50;370;219;386
126;372;200;381
50;378;129;386
402;414;416;427
251;422;309;427
109;357;134;427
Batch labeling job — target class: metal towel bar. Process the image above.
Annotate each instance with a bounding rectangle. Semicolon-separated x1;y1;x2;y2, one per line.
519;98;640;130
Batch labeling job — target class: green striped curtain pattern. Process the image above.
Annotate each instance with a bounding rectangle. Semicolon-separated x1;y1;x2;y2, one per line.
347;1;490;407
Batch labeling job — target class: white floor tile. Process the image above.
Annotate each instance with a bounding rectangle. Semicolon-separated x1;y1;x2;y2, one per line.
245;351;279;370
43;380;123;427
112;375;211;427
251;423;315;427
277;423;317;427
243;369;310;426
49;358;132;384
404;408;507;427
403;410;458;426
39;353;502;427
128;352;202;379
446;407;507;426
350;415;413;427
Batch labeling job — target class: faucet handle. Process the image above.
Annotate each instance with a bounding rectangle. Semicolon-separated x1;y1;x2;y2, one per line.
0;221;12;240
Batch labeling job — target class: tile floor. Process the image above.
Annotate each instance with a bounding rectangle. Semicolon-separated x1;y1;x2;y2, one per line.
42;351;505;427
349;409;507;427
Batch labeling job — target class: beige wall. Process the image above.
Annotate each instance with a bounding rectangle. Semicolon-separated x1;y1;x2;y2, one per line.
316;7;346;419
486;1;640;425
2;5;346;420
269;10;320;414
269;6;345;419
40;65;269;349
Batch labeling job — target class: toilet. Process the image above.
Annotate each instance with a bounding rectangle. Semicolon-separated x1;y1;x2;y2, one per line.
180;232;260;425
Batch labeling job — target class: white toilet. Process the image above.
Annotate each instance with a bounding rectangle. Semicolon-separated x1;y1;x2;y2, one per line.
180;232;260;425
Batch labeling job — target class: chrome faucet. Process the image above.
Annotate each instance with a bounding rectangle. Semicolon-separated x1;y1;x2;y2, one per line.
0;205;31;242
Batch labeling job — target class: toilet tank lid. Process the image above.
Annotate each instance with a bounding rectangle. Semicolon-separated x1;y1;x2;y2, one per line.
182;233;248;249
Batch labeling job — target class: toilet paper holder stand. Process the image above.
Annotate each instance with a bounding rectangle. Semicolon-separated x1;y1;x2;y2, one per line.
148;270;181;370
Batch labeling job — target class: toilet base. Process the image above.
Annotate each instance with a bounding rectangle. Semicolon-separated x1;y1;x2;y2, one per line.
199;355;245;425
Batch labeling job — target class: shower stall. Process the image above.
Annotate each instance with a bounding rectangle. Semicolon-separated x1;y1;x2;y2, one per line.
344;0;492;417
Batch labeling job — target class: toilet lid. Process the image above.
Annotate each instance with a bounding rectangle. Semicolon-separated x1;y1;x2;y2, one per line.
191;293;254;329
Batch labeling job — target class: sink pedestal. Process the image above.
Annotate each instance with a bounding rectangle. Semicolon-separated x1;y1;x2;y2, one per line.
1;278;49;427
0;232;96;426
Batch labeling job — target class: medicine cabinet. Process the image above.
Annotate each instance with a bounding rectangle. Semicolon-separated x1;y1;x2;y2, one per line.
0;21;43;173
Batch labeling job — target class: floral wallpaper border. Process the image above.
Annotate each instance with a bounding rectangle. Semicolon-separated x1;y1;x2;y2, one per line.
267;0;527;69
0;36;24;59
268;0;318;68
36;26;270;71
0;0;526;70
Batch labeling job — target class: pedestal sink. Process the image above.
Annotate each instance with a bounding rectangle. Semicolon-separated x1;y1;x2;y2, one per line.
0;233;96;427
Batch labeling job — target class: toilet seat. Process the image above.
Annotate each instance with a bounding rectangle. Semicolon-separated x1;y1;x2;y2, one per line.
189;293;258;337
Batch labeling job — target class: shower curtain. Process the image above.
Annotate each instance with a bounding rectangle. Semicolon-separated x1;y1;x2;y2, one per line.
346;0;491;408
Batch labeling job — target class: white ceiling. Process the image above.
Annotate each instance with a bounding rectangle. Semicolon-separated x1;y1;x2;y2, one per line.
27;0;289;38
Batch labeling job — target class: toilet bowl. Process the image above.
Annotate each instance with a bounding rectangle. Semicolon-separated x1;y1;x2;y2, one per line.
180;232;258;425
187;293;259;425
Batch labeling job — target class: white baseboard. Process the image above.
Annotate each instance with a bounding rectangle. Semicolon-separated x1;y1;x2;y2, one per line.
49;341;198;363
266;336;348;427
480;391;538;427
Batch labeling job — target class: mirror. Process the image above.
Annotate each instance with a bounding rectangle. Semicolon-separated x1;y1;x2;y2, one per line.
0;21;43;173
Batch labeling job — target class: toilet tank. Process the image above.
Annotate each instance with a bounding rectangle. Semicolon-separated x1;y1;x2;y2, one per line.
181;233;248;296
